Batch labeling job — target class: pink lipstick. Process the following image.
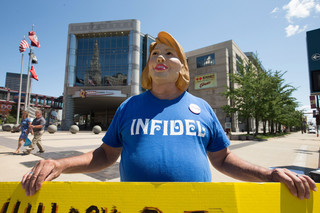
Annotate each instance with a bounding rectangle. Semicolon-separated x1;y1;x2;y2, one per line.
155;64;168;71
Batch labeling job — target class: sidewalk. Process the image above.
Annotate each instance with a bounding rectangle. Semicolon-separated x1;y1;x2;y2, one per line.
0;130;120;182
0;130;319;183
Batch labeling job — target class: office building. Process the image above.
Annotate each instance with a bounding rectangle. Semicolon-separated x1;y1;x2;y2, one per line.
5;72;28;92
186;40;252;132
61;19;155;130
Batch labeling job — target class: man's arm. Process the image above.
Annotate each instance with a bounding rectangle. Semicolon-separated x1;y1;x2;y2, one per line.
30;124;43;129
30;118;45;129
207;148;317;200
21;143;122;196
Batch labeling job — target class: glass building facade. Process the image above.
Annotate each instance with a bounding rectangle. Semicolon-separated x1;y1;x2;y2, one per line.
62;20;155;130
5;72;28;92
75;32;130;87
67;32;154;88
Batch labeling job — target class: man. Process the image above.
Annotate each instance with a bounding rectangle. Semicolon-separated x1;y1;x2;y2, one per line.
22;32;317;199
24;110;46;154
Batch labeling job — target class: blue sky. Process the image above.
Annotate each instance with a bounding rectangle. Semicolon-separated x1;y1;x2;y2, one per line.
1;0;320;118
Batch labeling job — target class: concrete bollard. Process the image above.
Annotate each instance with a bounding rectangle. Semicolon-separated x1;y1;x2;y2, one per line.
11;124;20;133
69;125;79;134
2;124;14;132
92;125;102;134
47;125;57;134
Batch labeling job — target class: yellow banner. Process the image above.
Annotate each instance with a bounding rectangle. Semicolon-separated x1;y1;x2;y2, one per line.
194;73;217;90
0;182;319;213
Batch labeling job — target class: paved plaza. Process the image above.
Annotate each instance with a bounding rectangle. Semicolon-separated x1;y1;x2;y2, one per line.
0;130;319;183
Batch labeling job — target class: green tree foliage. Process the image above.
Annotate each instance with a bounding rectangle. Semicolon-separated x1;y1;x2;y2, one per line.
223;54;300;134
5;114;17;124
223;58;257;134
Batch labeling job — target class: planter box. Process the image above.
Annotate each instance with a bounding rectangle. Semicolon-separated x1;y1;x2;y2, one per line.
230;135;239;140
239;135;247;140
247;135;254;140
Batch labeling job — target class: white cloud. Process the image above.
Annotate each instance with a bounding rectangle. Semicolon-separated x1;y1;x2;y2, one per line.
283;0;316;22
271;7;279;13
316;3;320;12
285;24;308;37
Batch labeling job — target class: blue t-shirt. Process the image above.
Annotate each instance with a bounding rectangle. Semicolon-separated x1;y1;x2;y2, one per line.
102;91;230;182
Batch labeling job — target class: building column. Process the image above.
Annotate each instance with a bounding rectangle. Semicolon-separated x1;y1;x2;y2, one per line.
130;20;141;96
61;95;74;130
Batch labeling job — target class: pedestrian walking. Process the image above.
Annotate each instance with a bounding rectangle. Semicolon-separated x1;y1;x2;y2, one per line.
23;110;46;154
13;111;31;154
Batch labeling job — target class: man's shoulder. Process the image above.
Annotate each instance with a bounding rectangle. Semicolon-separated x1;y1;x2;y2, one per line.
32;117;46;123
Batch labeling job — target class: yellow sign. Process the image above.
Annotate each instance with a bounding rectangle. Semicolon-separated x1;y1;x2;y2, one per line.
0;182;319;212
195;73;217;90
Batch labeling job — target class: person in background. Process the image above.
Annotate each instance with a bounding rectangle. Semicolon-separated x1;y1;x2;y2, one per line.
22;32;317;200
23;110;46;155
13;111;31;154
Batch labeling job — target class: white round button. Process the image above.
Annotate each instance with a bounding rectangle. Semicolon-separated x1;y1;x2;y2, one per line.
189;104;201;114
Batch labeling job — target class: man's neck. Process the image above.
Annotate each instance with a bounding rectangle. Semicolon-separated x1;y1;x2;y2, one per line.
150;84;184;100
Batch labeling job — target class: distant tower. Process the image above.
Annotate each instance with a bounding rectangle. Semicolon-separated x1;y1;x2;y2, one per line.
85;40;101;86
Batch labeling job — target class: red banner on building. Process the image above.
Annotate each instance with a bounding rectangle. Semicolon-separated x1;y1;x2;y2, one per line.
310;95;316;109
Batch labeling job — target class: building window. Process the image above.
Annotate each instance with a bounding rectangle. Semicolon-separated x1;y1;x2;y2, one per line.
236;54;242;73
196;53;215;68
75;32;130;87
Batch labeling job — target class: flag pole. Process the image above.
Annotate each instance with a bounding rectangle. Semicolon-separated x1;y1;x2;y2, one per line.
25;47;33;112
16;49;25;124
25;24;34;112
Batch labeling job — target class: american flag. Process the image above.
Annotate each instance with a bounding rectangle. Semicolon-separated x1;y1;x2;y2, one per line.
19;39;30;53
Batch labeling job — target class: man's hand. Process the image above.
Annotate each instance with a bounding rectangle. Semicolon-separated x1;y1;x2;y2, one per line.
270;168;317;200
21;144;122;196
208;149;317;200
21;159;62;196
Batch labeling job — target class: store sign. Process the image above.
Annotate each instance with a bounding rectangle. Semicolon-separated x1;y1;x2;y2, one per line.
225;122;231;129
307;28;320;94
194;73;217;90
0;182;319;212
310;95;317;109
0;104;12;112
73;90;126;98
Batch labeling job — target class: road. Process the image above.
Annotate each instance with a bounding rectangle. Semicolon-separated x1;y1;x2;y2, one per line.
0;130;319;182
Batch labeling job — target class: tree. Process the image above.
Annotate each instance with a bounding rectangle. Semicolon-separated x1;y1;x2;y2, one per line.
223;57;257;134
264;70;297;133
223;53;299;135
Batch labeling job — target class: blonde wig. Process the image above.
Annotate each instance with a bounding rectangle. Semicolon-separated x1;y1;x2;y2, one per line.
141;31;190;91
